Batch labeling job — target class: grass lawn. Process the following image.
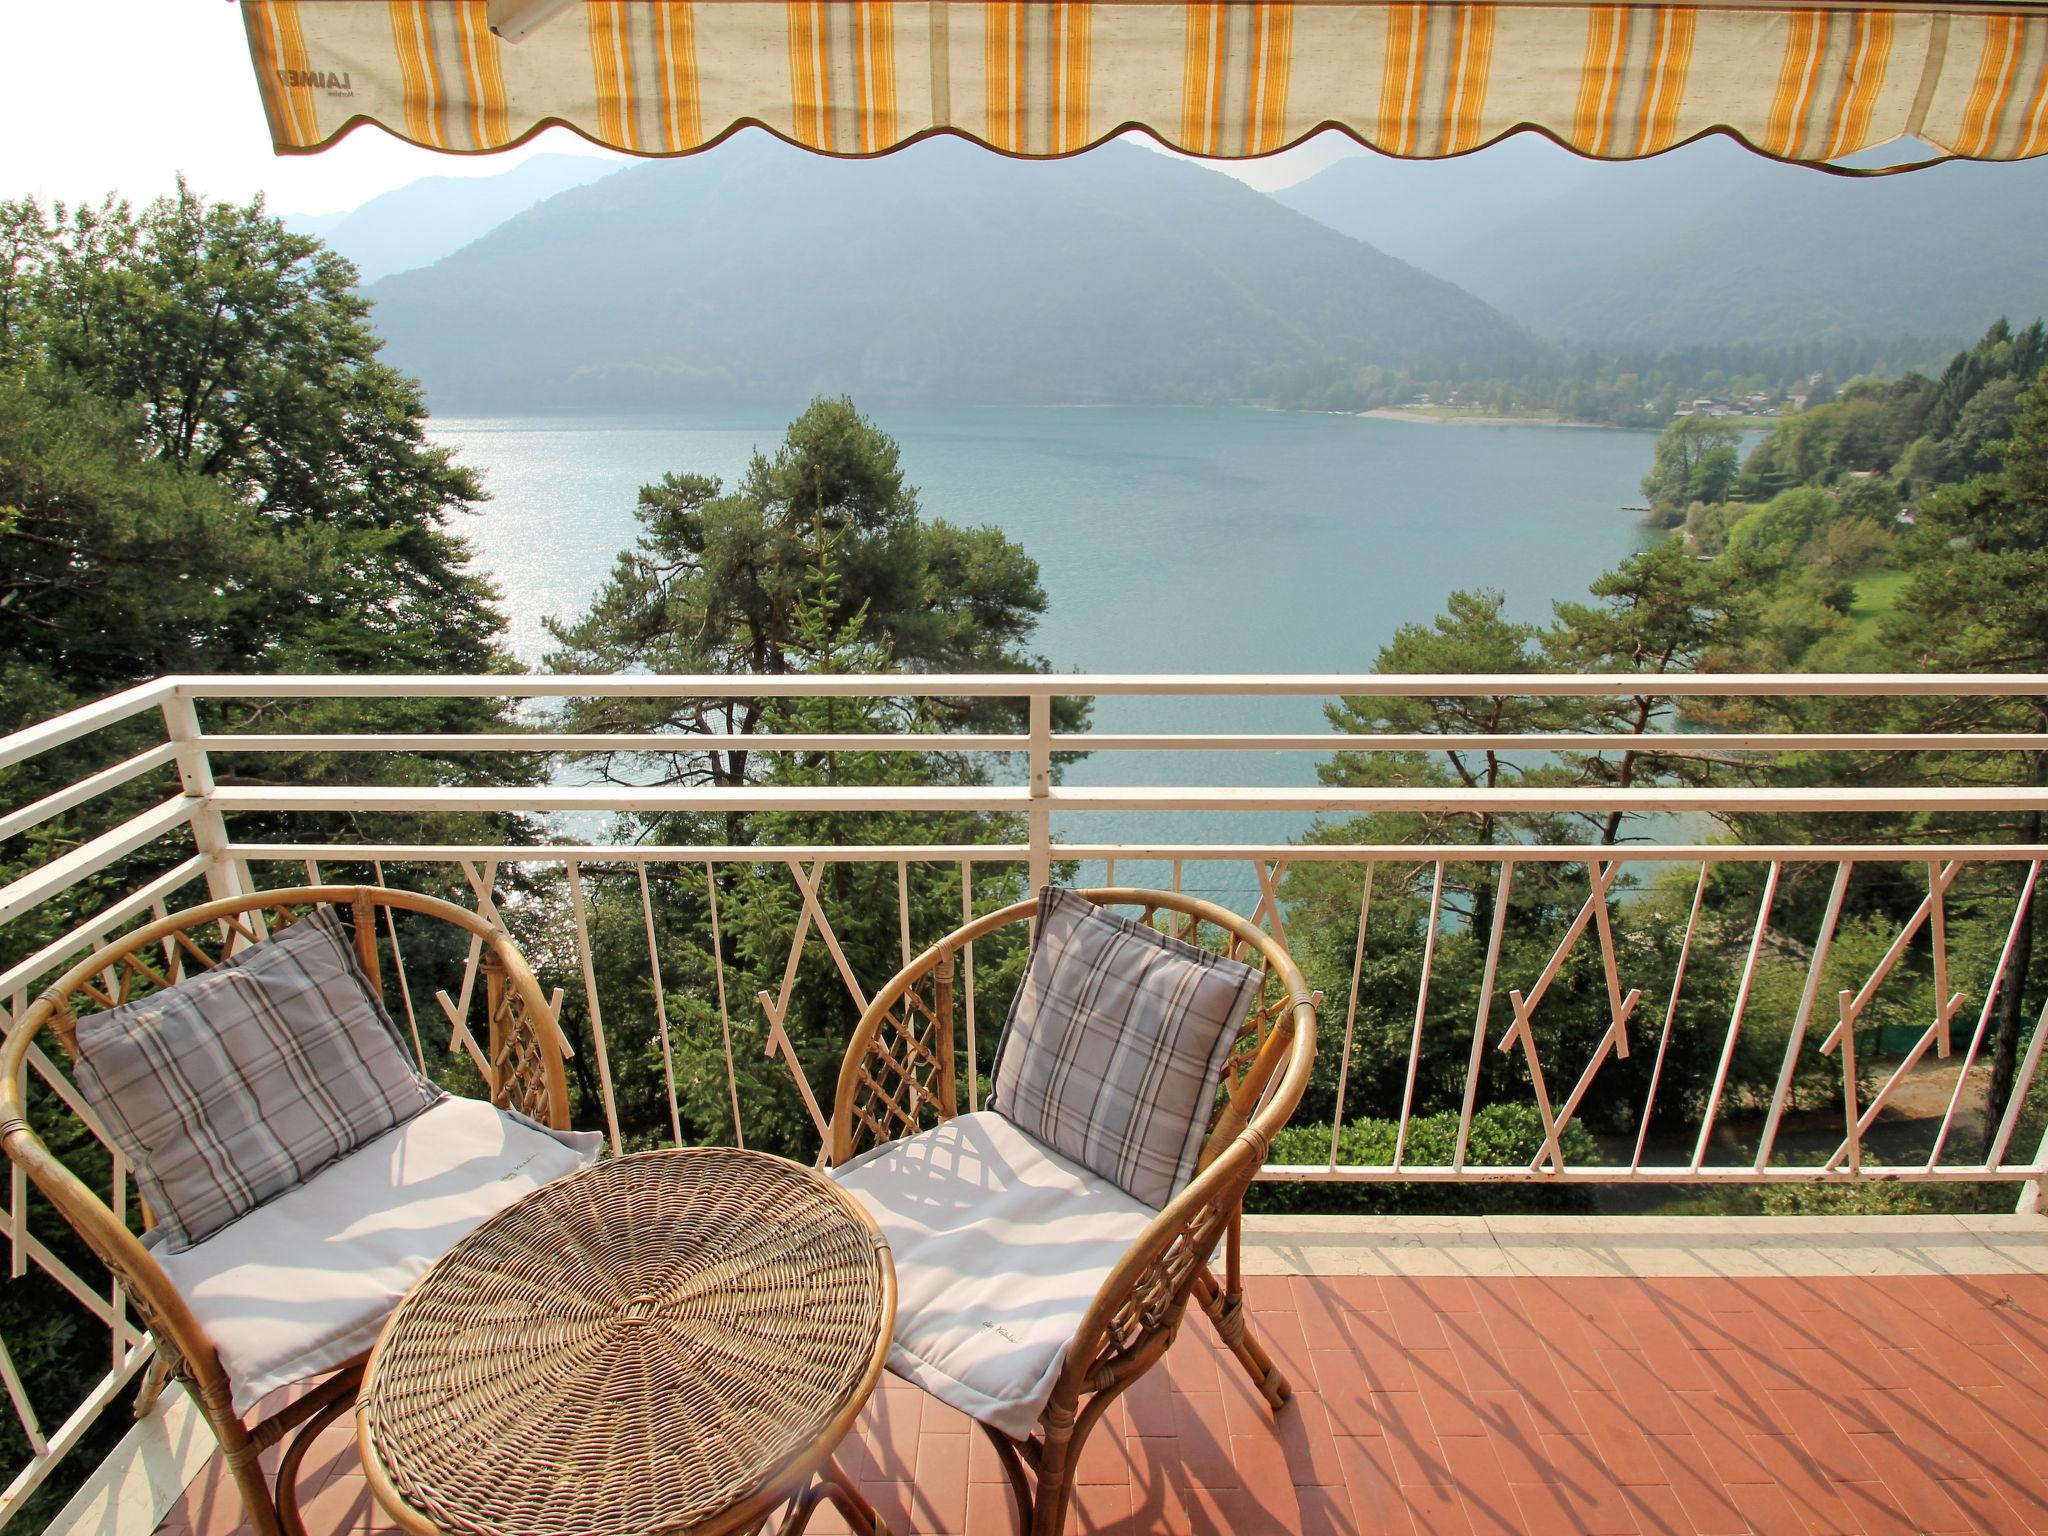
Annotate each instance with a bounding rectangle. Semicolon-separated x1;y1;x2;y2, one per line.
1849;566;1910;632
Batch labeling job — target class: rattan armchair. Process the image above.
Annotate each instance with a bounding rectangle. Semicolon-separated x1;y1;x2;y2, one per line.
0;885;574;1536
826;888;1317;1536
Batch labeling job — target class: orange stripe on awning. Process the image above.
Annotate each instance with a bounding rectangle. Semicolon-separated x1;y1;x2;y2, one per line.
387;1;444;149
2021;37;2048;154
1062;3;1092;154
1765;9;1821;154
1959;13;2026;153
1182;3;1214;153
1259;2;1294;153
1572;6;1623;152
589;1;626;147
788;0;820;147
245;2;309;147
1456;5;1497;153
987;2;1014;150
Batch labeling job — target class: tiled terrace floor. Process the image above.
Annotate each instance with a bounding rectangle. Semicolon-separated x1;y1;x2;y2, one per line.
153;1255;2048;1536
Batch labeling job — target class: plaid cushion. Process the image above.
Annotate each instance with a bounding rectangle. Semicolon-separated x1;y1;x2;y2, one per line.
72;907;444;1252
988;888;1260;1210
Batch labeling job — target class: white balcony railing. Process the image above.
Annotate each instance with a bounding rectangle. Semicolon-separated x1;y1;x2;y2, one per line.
3;671;2047;1521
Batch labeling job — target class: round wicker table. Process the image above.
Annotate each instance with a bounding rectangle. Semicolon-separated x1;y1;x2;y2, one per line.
357;1148;895;1536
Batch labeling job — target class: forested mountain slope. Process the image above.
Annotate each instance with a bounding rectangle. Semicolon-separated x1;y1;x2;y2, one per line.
284;153;620;284
1278;135;2048;348
364;133;1538;410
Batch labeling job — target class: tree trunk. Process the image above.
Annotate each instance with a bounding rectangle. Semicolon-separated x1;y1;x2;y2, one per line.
1470;869;1496;943
1469;745;1501;936
1600;694;1658;846
1599;750;1637;848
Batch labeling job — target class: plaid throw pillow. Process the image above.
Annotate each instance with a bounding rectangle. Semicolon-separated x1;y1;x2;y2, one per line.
988;888;1261;1210
72;907;444;1252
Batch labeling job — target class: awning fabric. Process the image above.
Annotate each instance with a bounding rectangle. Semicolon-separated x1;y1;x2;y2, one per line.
242;1;2048;171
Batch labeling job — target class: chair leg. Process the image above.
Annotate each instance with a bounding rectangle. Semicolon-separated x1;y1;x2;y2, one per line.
1029;1407;1079;1536
992;1384;1125;1536
979;1421;1035;1530
223;1437;287;1536
182;1372;287;1536
1196;1264;1291;1409
274;1384;357;1536
133;1348;177;1420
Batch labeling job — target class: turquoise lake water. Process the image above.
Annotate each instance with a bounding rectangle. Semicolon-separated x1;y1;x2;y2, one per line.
428;407;1663;898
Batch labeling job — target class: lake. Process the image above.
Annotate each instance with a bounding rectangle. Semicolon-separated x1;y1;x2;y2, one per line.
429;407;1663;890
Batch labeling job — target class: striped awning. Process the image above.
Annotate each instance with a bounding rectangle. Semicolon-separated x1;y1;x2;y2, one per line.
242;1;2048;171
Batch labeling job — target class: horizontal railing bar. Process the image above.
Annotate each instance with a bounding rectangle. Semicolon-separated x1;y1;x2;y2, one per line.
0;799;193;930
0;743;180;843
0;680;174;773
192;730;2048;756
1053;786;2048;812
159;671;2048;700
212;786;1023;812
1254;1164;2038;1182
1059;731;2048;753
197;732;1030;753
0;856;207;1001
0;1344;152;1521
228;842;1036;864
220;841;2048;866
207;784;2048;814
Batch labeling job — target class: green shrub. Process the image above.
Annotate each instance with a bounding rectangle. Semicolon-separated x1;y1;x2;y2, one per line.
1756;1181;1997;1216
1246;1103;1601;1216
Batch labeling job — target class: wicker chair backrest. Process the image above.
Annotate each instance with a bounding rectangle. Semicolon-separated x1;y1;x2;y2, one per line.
831;886;1314;1173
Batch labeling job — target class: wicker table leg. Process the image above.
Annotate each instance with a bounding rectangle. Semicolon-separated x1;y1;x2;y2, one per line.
776;1457;890;1536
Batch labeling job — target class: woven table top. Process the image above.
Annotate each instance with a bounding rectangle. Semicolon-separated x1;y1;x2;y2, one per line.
358;1148;894;1536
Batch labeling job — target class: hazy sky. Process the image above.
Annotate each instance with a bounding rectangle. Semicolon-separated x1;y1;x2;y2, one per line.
1;1;1352;217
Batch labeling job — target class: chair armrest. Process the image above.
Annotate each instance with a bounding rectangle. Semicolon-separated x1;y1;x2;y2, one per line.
1060;990;1317;1399
0;1015;233;1420
1059;1133;1261;1397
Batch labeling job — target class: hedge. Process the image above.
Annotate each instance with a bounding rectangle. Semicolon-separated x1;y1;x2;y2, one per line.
1244;1103;1603;1216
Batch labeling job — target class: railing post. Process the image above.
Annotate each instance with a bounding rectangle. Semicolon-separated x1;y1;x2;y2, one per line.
2021;1121;2048;1218
160;689;244;903
1027;689;1051;893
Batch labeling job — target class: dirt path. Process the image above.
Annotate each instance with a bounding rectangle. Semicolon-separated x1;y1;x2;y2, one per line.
1595;1050;2003;1213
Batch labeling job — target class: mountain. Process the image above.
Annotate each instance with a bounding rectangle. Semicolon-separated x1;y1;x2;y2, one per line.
1272;135;1606;285
1277;134;2048;349
361;133;1538;411
285;154;621;284
1521;151;2048;347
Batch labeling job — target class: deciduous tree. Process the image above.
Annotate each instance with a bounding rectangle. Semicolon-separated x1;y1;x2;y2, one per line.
1887;372;2048;1156
1642;415;1741;522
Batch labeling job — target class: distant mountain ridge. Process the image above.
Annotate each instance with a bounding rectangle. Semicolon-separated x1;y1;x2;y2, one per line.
285;154;621;284
1273;135;1606;290
1277;134;2048;348
360;134;1539;411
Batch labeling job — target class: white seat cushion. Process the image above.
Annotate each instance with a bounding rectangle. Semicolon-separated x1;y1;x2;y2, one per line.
832;1111;1158;1438
153;1095;602;1415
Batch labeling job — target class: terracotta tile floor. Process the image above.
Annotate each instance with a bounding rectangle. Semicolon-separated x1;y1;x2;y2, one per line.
155;1269;2048;1536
